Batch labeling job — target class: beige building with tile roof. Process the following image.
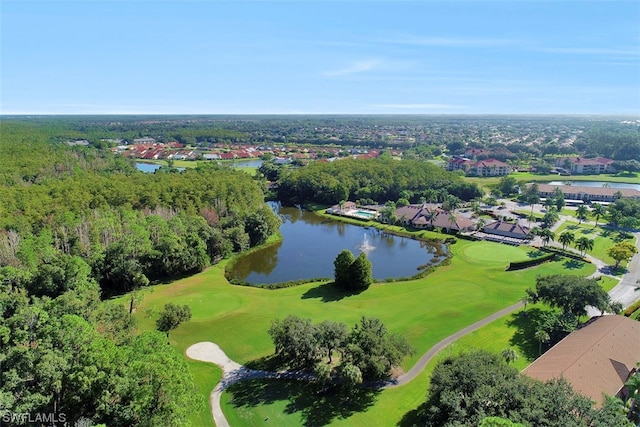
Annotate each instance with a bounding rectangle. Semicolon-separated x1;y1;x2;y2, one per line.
533;183;640;202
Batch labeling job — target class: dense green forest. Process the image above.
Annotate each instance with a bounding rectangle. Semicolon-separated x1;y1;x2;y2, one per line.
274;157;482;205
0;121;279;425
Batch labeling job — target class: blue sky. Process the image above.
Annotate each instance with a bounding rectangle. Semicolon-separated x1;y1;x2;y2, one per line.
2;1;639;115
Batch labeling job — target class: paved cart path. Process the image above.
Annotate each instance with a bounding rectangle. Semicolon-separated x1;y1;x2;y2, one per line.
186;301;524;426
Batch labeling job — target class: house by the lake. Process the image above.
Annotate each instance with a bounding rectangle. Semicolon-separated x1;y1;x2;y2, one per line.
394;204;476;232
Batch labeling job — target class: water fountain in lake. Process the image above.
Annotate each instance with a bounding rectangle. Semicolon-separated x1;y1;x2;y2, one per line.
356;232;376;253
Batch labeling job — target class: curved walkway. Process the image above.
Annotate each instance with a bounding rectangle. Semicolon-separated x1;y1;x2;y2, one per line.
186;342;313;427
186;300;524;426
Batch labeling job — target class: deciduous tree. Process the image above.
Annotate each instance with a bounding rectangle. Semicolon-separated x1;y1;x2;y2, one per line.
608;241;637;268
156;303;192;339
527;275;612;317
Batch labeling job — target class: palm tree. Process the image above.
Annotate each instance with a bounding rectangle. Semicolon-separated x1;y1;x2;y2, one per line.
446;212;458;234
535;329;550;356
575;236;594;256
471;200;481;216
559;231;575;251
576;205;589;224
442;195;460;213
540;228;555;247
591;203;605;227
501;348;518;364
544;197;555;210
542;209;559;228
624;368;640;424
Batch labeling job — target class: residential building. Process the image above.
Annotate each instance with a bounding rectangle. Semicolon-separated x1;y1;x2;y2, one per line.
447;156;472;173
470;159;512;177
555;157;615;174
522;315;640;406
133;137;156;144
447;157;512;176
394;204;476;232
533;184;640;202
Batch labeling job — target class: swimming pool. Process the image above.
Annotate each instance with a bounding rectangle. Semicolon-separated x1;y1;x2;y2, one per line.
354;210;377;218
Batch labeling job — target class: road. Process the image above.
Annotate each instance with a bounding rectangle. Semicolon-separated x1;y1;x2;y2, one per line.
607;230;640;308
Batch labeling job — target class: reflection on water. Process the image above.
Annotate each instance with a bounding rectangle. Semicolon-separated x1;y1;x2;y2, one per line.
230;205;445;285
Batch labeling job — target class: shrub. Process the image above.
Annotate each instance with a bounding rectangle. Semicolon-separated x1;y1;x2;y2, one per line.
507;254;556;271
624;300;640;317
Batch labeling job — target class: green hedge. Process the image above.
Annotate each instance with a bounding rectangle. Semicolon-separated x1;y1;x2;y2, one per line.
624;300;640;317
507;253;557;271
538;246;587;262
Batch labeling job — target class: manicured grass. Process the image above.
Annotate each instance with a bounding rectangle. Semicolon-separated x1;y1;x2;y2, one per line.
443;309;534;372
127;237;595;426
598;276;620;292
553;221;637;268
187;360;222;427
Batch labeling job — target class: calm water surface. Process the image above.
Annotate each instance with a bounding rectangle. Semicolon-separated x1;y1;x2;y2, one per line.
135;162;162;173
135;162;186;173
230;205;444;285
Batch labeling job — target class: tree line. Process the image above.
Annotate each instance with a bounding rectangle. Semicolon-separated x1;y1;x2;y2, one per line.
0;135;280;297
273;157;483;206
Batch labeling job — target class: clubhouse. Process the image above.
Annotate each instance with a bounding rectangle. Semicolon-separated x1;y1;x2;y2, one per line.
531;183;640;203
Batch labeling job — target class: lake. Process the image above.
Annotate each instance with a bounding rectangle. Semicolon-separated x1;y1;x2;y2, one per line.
229;205;445;285
136;159;262;173
135;162;162;173
547;181;640;190
135;162;186;173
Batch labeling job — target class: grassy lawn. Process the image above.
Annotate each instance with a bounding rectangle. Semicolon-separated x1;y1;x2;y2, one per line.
187;360;223;427
125;237;596;426
553;220;637;268
598;276;620;292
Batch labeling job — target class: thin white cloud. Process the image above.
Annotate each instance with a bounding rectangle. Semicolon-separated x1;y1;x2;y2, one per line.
535;46;639;57
323;60;381;77
382;34;516;48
